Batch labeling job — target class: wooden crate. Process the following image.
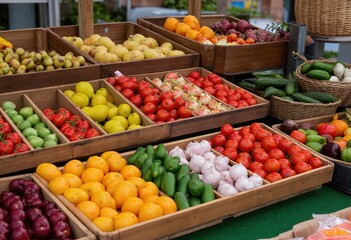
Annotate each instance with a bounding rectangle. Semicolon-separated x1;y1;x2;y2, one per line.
0;28;101;93
137;15;289;75
48;22;200;77
35;124;333;240
126;67;270;137
0;174;96;240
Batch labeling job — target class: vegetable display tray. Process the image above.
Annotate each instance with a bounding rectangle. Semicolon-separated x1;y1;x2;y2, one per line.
0;28;101;93
35;124;333;240
137;15;288;75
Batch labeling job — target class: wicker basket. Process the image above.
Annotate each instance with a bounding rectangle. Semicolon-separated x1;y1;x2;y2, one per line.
295;59;351;107
295;0;351;36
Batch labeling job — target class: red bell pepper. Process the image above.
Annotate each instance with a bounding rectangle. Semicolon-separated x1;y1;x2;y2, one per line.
316;123;337;139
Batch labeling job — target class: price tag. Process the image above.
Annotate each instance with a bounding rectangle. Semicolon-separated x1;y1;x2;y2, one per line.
114;70;124;78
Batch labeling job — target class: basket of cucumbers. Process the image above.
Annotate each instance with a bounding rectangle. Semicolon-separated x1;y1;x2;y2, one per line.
295;53;351;107
238;72;341;121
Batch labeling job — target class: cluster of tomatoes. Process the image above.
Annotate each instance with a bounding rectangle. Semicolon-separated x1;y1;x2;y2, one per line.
42;107;100;141
185;71;257;108
106;76;192;123
0;116;30;155
209;123;323;182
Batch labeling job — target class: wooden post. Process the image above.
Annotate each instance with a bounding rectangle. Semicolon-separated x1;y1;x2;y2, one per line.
78;0;94;39
286;22;307;75
188;0;202;21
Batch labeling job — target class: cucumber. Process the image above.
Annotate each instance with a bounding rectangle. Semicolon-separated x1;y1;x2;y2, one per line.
263;86;286;98
291;93;322;103
135;153;148;169
200;184;215;203
284;80;296;96
300;63;313;74
189;197;201;207
303;91;337;103
312;61;334;75
174;192;190;210
177;174;190;195
237;80;258;90
255;77;291;89
252;72;283;78
145;145;155;159
280;96;295;101
153;174;162;188
176;164;190;182
190;172;200;181
141;156;153;179
306;69;330;80
188;179;205;197
161;172;176;197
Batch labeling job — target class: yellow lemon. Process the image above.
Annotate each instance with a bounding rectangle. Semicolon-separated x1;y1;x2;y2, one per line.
64;187;89;205
117;103;132;118
127;112;141;126
86;105;108;122
106;101;117;108
104;120;125;134
75;81;94;99
91;94;107;107
111;115;128;129
64;89;75;98
95;87;108;98
128;124;143;130
70;92;89;108
107;107;119;120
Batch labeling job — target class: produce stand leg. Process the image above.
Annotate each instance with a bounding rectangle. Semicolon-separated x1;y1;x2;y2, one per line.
286;22;307;74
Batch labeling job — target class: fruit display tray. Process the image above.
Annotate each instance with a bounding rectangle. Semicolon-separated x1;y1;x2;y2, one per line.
0;28;101;93
272;113;351;195
34;124;333;240
0;173;96;240
137;15;288;75
48;22;200;77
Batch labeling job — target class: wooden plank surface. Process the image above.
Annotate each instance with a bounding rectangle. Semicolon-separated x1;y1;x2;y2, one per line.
78;0;94;39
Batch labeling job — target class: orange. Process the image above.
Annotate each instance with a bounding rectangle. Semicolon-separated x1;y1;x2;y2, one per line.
102;172;124;187
185;29;201;40
63;187;89;205
155;196;177;215
105;152;127;172
183;15;200;31
91;191;116;209
331;114;349;137
36;163;62;182
120;165;141;179
142;195;159;203
121;197;144;216
100;207;118;219
48;176;70;195
112;180;137;209
138;202;163;222
164;17;179;32
62;173;82;188
113;212;138;230
77;200;100;221
199;26;215;40
86;156;109;174
80;181;105;198
100;150;121;160
63;159;85;177
93;216;114;232
175;23;191;36
126;177;145;189
106;179;123;195
137;182;159;200
81;168;104;183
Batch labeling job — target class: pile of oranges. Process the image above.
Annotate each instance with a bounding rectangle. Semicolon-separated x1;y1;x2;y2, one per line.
35;150;177;232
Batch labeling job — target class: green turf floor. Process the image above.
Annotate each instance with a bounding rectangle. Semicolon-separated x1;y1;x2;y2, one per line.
175;184;350;240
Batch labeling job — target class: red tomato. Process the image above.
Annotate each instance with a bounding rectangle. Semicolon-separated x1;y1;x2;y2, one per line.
203;87;216;96
228;101;238;108
5;132;21;145
280;168;296;178
52;114;66;128
216;90;228;98
116;76;129;86
143;95;158;104
121;88;134;99
272;134;284;145
287;145;303;156
225;139;238;150
0;140;14;155
160;99;175;111
250;122;262;132
174;97;186;109
137;81;151;92
130;95;143;108
278;158;292;170
253;141;262;149
140;87;154;99
177;106;192;118
268;149;285;160
246;98;257;105
253;150;269;164
278;139;294;154
239;126;251;137
237;100;249;108
156;109;170;122
220;124;234;138
42;108;55;121
147;114;157;122
228;133;242;142
238;139;254;152
61;125;75;138
106;77;116;86
217;96;228;103
300;149;312;161
235;157;250;168
77;121;90;132
249;161;264;172
188;71;200;80
122;81;137;92
254;128;272;142
58;108;72;120
291;152;308;165
289;130;306;143
85;128;100;138
238;152;251;160
241;91;253;100
169;109;178;119
242;133;255;143
228;93;241;102
294;161;313;174
152;88;160;95
160;91;174;100
128;77;138;84
213;146;224;154
308;157;323;169
223;148;238;160
68;115;82;125
14;143;30;153
264;158;281;173
253;169;267;178
265;172;283;182
211;134;227;147
201;80;213;88
261;136;277;152
142;103;157;115
114;85;122;92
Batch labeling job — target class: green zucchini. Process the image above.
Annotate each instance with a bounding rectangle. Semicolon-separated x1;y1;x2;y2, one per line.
312;61;334;75
237;80;258;90
284;81;296;96
255;77;291;89
263;86;287;98
306;69;330;80
303;91;337;103
161;172;176;197
174;192;190;210
291;93;322;103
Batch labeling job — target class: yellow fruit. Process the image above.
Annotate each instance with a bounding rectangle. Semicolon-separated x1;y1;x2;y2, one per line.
138;182;159;200
111;115;128;129
154;196;177;215
106;179;123;195
64;89;75;98
86;156;109;175
95;87;108;98
93;216;114;232
138;202;163;222
100;207;118;219
70;92;89;108
91;94;107;107
105;152;127;172
62;173;82;188
112;180;137;209
121;197;144;216
106;101;117;108
75;81;94;99
36;163;62;182
100;151;121;160
120;165;141;179
126;177;145;189
77;201;100;221
48;176;69;195
80;181;105;198
63;187;89;205
86;105;108;123
106;93;114;103
127;124;143;130
142;195;159;203
63;159;85;177
104;120;125;134
102;172;124;187
127;112;141;126
81;168;104;183
91;191;116;209
113;212;138;230
117;103;132;118
107;107;119;120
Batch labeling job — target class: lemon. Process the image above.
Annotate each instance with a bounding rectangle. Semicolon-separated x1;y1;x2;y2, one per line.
107;107;118;120
104;120;125;134
86;105;108;122
117;103;132;118
128;124;143;130
64;89;75;98
75;81;95;99
91;94;107;107
70;93;89;108
95;87;108;98
127;112;141;126
106;101;117;108
111;115;128;129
